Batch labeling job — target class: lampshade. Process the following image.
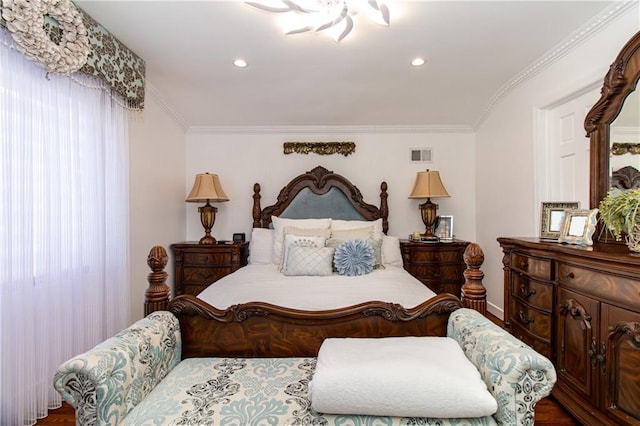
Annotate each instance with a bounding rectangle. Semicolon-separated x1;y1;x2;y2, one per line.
186;173;229;203
408;170;450;199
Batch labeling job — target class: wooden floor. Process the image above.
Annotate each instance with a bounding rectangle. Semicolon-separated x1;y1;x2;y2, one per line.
36;312;580;425
35;398;580;425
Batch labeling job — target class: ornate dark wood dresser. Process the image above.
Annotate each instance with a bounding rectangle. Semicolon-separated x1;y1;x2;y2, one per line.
498;237;640;426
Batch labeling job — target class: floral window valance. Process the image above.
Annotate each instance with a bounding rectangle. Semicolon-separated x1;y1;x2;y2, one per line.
1;0;145;110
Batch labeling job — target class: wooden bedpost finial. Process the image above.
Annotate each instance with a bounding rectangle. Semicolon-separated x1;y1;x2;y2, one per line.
380;181;389;234
461;242;487;315
252;183;262;228
144;245;170;316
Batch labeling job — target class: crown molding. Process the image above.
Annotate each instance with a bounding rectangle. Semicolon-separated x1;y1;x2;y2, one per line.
145;82;188;131
612;126;640;135
473;0;638;130
186;124;474;135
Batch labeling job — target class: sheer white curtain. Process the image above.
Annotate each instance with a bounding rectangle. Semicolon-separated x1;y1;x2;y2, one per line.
1;29;130;425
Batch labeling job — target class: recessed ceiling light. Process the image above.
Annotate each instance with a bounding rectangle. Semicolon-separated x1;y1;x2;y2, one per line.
233;59;248;68
411;57;425;67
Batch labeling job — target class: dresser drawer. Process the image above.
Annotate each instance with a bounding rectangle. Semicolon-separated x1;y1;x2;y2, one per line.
409;249;462;263
182;266;231;285
183;251;233;266
558;263;640;308
181;283;208;296
511;252;552;280
408;264;460;281
510;274;553;312
510;322;552;359
509;298;552;340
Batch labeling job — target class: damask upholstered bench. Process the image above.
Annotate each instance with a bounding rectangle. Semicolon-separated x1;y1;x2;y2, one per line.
54;308;556;425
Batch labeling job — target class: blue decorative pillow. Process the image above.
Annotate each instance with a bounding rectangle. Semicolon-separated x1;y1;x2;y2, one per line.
334;239;375;276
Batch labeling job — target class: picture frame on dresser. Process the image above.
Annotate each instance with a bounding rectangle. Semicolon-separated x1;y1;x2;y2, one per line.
557;208;598;246
435;215;453;240
539;202;579;240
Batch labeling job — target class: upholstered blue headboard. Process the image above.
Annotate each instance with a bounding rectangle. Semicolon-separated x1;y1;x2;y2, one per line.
278;187;367;221
252;166;389;233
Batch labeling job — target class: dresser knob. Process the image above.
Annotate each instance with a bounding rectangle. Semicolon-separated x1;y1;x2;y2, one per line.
519;283;536;298
517;311;534;324
563;271;575;279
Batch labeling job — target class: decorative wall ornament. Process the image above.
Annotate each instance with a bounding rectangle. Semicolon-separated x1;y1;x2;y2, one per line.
283;142;356;156
1;1;146;110
612;142;640;155
1;0;89;74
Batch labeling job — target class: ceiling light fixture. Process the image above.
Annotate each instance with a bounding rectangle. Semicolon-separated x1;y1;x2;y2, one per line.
411;57;425;67
234;58;248;68
245;0;390;42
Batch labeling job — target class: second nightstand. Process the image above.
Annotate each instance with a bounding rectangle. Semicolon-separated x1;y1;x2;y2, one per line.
400;239;470;297
171;242;249;296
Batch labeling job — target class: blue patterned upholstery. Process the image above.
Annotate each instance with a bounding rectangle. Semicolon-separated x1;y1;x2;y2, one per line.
53;311;181;425
447;308;557;426
54;309;556;425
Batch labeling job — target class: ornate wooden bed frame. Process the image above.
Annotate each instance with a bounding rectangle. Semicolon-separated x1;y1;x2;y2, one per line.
144;166;487;358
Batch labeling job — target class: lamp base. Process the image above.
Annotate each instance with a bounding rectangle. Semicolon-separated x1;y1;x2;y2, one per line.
199;235;217;245
419;199;439;240
198;202;218;245
420;234;440;242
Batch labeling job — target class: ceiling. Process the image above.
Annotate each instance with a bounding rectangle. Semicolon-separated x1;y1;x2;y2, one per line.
75;1;617;129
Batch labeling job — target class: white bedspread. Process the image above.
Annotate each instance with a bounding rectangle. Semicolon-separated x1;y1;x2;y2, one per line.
197;264;436;310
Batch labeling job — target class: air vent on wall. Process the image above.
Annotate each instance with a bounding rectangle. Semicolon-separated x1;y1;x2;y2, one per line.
410;148;433;163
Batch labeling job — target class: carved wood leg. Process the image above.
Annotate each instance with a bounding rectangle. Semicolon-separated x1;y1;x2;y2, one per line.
461;242;487;315
144;245;170;316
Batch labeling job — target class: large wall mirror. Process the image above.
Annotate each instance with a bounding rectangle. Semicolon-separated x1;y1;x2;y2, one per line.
584;30;640;241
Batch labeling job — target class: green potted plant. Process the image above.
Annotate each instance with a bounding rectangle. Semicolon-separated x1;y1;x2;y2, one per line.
598;188;640;250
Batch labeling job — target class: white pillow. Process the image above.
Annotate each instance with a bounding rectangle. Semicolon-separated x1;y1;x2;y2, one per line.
329;227;373;241
271;216;331;265
309;336;497;418
284;226;332;239
331;218;384;240
381;235;404;268
282;246;334;276
281;227;331;269
281;233;326;271
248;228;274;264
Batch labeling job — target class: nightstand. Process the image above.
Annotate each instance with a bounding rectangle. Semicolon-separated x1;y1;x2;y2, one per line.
171;242;249;296
399;239;470;296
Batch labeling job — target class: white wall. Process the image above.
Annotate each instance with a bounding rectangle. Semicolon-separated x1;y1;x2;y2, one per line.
129;92;186;321
475;9;639;318
131;6;638;322
184;130;476;245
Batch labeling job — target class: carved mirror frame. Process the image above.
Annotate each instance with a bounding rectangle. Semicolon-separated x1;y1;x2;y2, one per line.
584;31;640;241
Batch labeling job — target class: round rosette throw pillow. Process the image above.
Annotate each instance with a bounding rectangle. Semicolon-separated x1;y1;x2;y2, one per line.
334;239;375;276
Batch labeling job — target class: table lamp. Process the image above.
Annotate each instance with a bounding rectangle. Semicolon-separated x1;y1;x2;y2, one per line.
186;173;229;244
408;170;450;241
